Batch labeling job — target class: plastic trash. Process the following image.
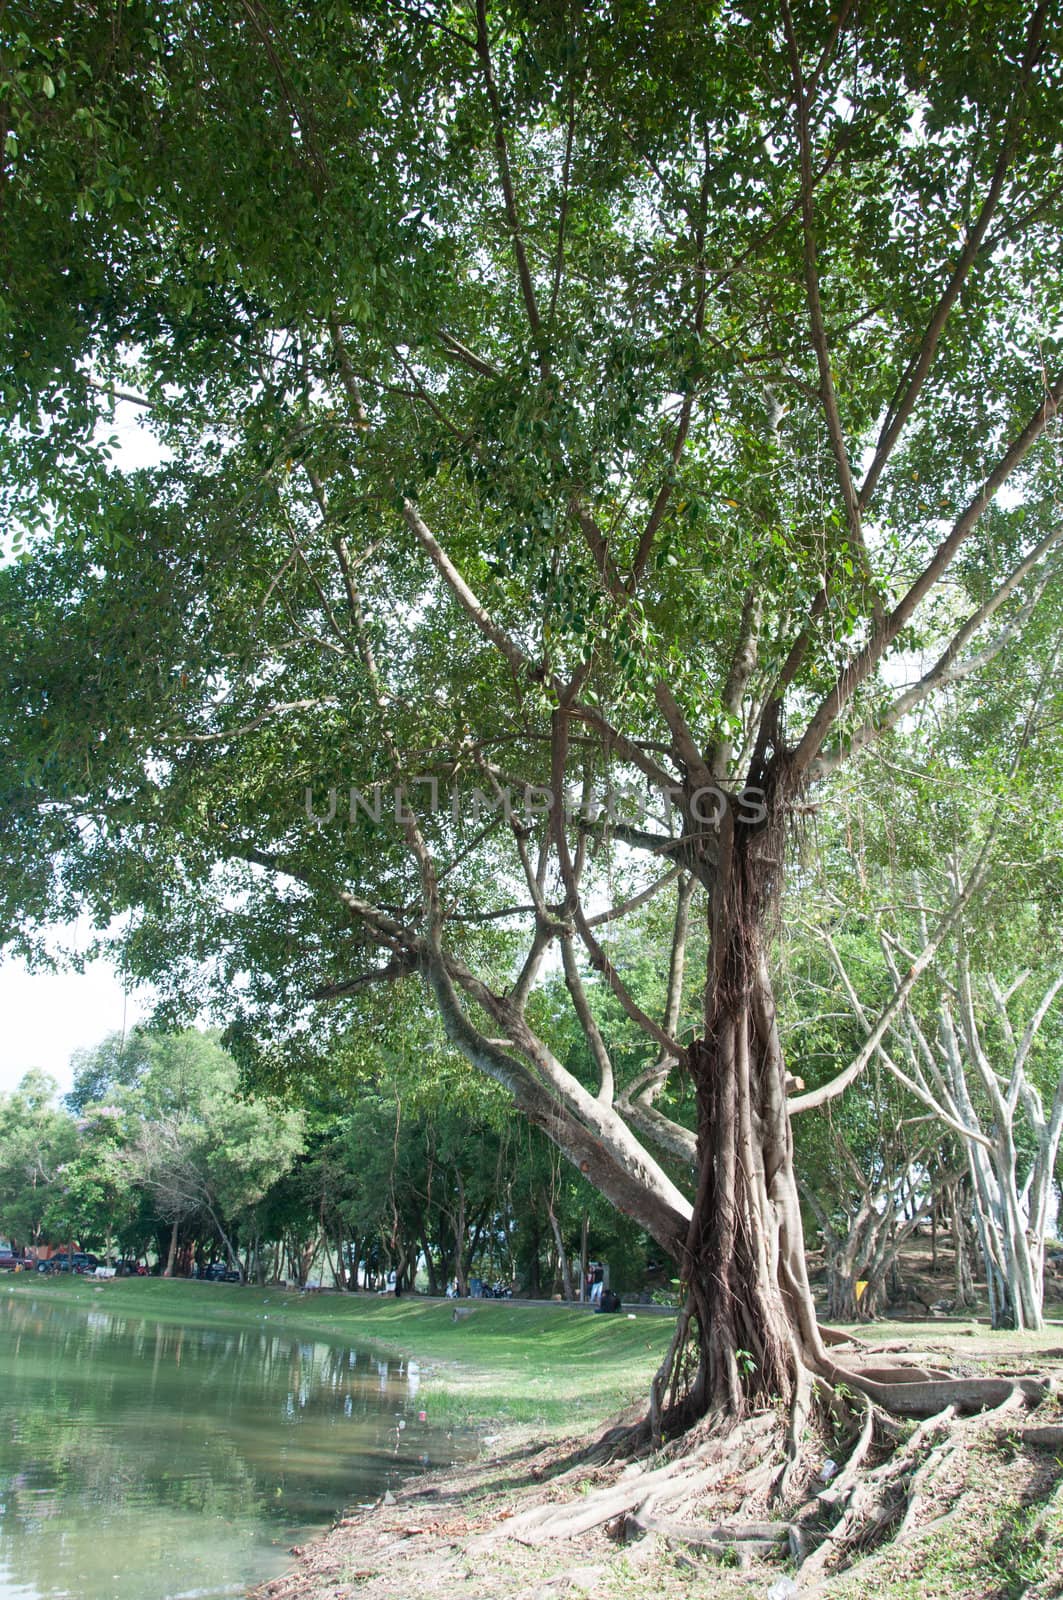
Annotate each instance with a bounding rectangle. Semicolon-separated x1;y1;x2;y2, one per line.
819;1457;838;1482
766;1579;799;1600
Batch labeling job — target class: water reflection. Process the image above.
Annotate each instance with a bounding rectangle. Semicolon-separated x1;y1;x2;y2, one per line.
0;1293;465;1600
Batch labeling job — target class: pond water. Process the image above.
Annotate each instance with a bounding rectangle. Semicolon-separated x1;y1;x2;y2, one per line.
0;1290;466;1600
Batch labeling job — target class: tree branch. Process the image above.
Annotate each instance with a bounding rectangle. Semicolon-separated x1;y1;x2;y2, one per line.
792;374;1063;779
474;0;549;375
859;1;1050;507
813;526;1063;775
781;0;877;603
790;826;999;1118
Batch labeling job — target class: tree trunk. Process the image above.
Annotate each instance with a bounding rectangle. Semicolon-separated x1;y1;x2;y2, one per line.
526;1222;541;1298
674;819;825;1423
546;1197;574;1301
950;1182;977;1308
163;1220;179;1278
451;1175;468;1296
419;1228;439;1296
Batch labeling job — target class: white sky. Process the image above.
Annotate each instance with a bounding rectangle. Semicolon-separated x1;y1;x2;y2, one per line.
0;954;149;1098
1;401;162;1102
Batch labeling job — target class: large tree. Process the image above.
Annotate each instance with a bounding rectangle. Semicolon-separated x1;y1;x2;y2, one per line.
3;0;1063;1451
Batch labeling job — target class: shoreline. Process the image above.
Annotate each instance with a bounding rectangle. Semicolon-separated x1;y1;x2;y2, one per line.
248;1318;1063;1600
9;1279;1063;1598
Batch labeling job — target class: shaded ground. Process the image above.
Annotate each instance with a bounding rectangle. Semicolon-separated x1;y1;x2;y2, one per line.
253;1320;1063;1600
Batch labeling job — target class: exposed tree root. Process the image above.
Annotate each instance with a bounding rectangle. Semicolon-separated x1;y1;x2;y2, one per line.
1010;1425;1063;1449
480;1338;1057;1599
821;1357;1049;1418
776;1362;812;1502
793;1405;957;1587
486;1411;778;1548
818;1389;875;1503
620;1510;789;1567
817;1324;868;1349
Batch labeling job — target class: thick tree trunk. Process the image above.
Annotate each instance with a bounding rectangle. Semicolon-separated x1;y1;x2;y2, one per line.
673;818;825;1423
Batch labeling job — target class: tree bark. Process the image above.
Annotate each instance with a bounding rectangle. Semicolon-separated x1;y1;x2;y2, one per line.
163;1220;178;1278
673;806;826;1422
546;1196;575;1301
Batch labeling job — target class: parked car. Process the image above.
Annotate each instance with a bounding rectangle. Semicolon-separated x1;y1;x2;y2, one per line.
36;1252;99;1275
201;1261;241;1282
0;1250;30;1270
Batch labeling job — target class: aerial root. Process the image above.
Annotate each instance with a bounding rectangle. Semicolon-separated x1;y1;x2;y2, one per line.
648;1293;695;1449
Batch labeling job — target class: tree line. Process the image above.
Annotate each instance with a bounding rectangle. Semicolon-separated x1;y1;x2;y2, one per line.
0;1029;648;1294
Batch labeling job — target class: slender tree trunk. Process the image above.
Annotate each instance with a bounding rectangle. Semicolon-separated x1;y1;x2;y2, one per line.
451;1175;468;1296
526;1222;541;1298
546;1197;574;1301
163;1220;178;1278
930;1198;937;1272
950;1185;976;1308
419;1228;439;1296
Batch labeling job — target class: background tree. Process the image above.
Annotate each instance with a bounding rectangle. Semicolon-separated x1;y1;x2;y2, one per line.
0;1072;76;1252
123;1033;304;1276
784;646;1063;1330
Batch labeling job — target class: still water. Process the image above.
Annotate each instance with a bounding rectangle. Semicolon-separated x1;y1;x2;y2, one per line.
0;1290;465;1600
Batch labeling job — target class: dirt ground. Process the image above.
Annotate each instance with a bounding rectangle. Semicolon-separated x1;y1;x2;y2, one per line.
252;1319;1063;1600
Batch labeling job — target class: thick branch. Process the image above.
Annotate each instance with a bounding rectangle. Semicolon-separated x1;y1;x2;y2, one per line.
400;497;531;678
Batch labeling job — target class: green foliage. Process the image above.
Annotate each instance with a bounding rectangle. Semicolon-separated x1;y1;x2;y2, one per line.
0;1070;77;1246
2;0;1060;1033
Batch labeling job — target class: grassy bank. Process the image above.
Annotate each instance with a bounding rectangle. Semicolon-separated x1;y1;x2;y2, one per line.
3;1276;674;1431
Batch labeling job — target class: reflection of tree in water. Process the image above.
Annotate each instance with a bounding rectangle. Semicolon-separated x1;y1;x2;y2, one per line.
0;1298;463;1543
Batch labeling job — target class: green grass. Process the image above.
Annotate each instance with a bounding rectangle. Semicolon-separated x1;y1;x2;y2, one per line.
3;1276;674;1432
